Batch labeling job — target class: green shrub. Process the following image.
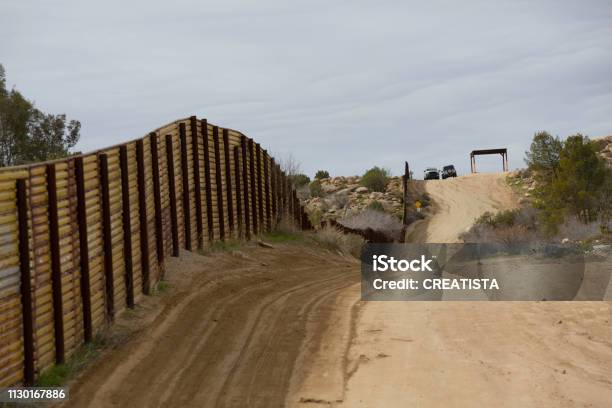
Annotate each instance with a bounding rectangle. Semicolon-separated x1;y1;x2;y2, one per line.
309;180;324;197
367;200;385;212
361;167;390;192
291;173;310;188
474;209;520;228
314;170;330;179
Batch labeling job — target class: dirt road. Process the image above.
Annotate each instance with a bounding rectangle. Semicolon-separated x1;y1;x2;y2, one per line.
290;173;612;407
64;244;360;408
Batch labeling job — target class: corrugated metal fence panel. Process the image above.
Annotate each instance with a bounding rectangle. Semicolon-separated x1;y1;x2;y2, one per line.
0;170;25;386
206;124;220;241
142;136;160;285
155;130;172;260
170;131;185;250
196;121;209;245
25;165;54;373
125;142;143;302
54;160;83;358
228;131;242;238
82;153;106;333
101;148;126;315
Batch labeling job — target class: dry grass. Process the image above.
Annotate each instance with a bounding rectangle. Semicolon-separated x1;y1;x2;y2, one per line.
311;225;364;258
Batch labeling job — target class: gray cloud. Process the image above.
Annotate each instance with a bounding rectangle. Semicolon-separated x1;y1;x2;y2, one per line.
1;0;611;177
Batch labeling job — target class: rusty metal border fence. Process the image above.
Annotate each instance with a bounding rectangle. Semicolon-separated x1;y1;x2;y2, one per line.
0;116;312;386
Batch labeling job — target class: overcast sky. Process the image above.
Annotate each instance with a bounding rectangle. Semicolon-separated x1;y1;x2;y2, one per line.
1;0;611;177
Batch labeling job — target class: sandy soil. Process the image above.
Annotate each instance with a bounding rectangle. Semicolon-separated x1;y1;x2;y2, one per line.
289;173;612;408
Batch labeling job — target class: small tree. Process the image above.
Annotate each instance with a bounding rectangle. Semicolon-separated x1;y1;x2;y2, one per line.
0;64;80;167
361;166;389;192
525;131;562;183
551;135;607;223
314;170;330;180
309;180;324;197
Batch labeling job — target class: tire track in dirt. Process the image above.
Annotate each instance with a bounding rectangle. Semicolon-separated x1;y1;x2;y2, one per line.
63;244;360;408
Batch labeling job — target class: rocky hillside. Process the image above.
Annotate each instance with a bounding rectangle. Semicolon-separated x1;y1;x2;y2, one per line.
302;176;405;225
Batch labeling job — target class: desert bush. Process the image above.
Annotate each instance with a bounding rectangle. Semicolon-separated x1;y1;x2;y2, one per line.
367;200;385;212
309;180;324;197
463;206;540;244
274;214;301;235
314;170;330;179
306;207;325;226
361;166;390;192
312;226;364;258
474;209;521;228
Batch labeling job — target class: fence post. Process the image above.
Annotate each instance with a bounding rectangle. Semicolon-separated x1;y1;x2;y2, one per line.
263;151;271;231
292;190;299;225
46;163;65;364
119;146;135;308
233;146;243;238
166;134;180;257
179;123;192;251
212;126;225;240
223;129;234;236
136;140;151;294
150;133;165;265
16;178;35;386
99;153;115;321
248;139;258;235
74;157;93;341
190;116;203;248
402;161;409;226
201;120;214;243
241;136;251;239
256;144;264;231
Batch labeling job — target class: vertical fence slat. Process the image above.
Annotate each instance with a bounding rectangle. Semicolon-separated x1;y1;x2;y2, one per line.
263;151;271;231
74;157;93;341
270;158;277;224
202;120;214;243
99;153;115;321
136;140;151;294
223;129;234;236
179;123;192;251
150;133;165;265
213;126;225;240
248;139;258;235
233;146;243;239
120;146;135;308
166;134;180;257
256;144;264;232
46;164;65;364
17;178;34;386
190;116;203;248
241;136;251;240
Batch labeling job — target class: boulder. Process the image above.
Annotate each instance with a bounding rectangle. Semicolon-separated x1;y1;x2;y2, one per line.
355;186;369;193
